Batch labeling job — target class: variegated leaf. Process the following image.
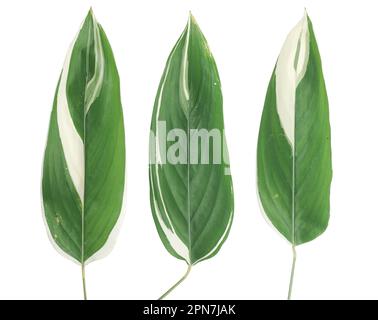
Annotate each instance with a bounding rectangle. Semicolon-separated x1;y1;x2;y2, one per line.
42;9;125;298
149;14;234;299
257;12;332;299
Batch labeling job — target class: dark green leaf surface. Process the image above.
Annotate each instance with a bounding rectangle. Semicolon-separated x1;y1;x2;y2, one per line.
42;10;125;263
149;14;234;265
257;14;332;245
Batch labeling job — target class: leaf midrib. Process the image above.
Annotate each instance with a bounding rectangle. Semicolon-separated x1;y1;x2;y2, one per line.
81;17;97;264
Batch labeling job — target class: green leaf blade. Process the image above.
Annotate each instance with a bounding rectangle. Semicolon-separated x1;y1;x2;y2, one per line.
42;10;125;264
257;13;332;246
149;14;234;266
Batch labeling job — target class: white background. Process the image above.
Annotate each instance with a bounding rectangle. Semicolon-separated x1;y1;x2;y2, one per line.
0;0;376;300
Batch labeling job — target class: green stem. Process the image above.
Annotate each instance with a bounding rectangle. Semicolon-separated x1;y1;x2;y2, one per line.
82;263;87;300
159;264;192;300
287;245;296;300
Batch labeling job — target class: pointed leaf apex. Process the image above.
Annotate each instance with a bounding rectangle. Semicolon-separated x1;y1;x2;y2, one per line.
188;11;197;26
87;7;96;21
303;8;308;18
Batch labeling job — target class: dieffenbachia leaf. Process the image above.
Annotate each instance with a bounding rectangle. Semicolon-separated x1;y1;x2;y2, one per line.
257;12;332;299
42;9;125;299
149;14;234;299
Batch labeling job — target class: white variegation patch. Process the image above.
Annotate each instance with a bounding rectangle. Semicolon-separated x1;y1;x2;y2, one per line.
84;14;105;114
57;33;85;202
181;15;191;101
275;12;310;147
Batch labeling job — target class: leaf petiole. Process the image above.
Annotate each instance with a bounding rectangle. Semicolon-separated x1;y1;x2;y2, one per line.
82;263;87;300
159;264;192;300
287;245;296;300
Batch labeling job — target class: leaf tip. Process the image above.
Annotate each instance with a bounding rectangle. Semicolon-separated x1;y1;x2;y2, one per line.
87;7;97;21
188;11;197;26
303;8;309;22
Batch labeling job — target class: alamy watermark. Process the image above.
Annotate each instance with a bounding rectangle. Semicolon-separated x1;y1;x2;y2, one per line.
149;121;231;175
